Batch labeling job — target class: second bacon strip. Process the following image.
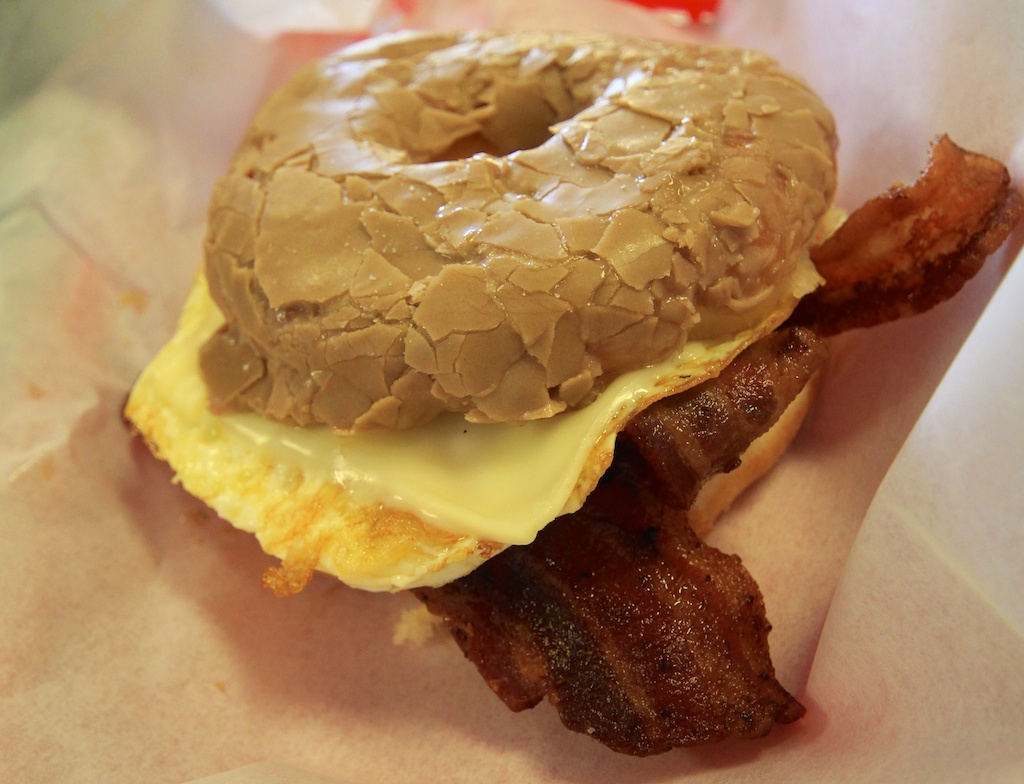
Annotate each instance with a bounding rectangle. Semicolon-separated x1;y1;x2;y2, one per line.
789;135;1022;336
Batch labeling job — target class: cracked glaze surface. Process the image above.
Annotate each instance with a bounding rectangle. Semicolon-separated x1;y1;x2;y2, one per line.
200;31;837;432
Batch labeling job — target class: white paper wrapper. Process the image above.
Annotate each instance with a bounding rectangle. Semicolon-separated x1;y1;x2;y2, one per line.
2;1;1022;782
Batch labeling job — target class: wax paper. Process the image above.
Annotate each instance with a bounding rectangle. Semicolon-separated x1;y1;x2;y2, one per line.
1;0;1022;782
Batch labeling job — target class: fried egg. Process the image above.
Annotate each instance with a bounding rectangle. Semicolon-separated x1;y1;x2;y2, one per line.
124;258;820;592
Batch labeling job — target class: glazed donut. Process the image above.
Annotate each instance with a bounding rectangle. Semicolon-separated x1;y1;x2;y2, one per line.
200;31;837;432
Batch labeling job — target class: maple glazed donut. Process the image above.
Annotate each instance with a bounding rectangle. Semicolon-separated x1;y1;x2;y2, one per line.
200;30;838;432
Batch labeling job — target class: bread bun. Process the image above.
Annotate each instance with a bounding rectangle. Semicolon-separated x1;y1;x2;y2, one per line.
200;30;836;433
689;371;821;537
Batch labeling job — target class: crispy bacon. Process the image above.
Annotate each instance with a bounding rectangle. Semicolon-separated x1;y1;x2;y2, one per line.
416;464;804;755
790;135;1023;335
415;328;822;754
624;326;827;513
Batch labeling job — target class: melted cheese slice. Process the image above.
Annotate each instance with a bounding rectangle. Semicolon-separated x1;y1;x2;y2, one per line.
125;262;819;591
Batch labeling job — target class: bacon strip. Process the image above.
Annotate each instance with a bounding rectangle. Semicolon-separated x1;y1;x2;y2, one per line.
416;467;804;755
790;135;1023;336
415;328;822;754
624;326;827;511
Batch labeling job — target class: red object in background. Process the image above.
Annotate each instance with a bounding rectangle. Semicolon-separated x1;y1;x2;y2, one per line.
391;0;419;14
622;0;721;21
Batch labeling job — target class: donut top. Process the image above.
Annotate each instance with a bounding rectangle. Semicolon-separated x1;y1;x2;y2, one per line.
200;31;837;432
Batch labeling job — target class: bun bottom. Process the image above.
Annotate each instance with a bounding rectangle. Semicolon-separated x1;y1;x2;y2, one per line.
688;371;821;537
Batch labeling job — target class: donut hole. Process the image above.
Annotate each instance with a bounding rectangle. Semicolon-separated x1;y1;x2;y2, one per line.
430;115;558;161
430;132;512;161
429;84;575;162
